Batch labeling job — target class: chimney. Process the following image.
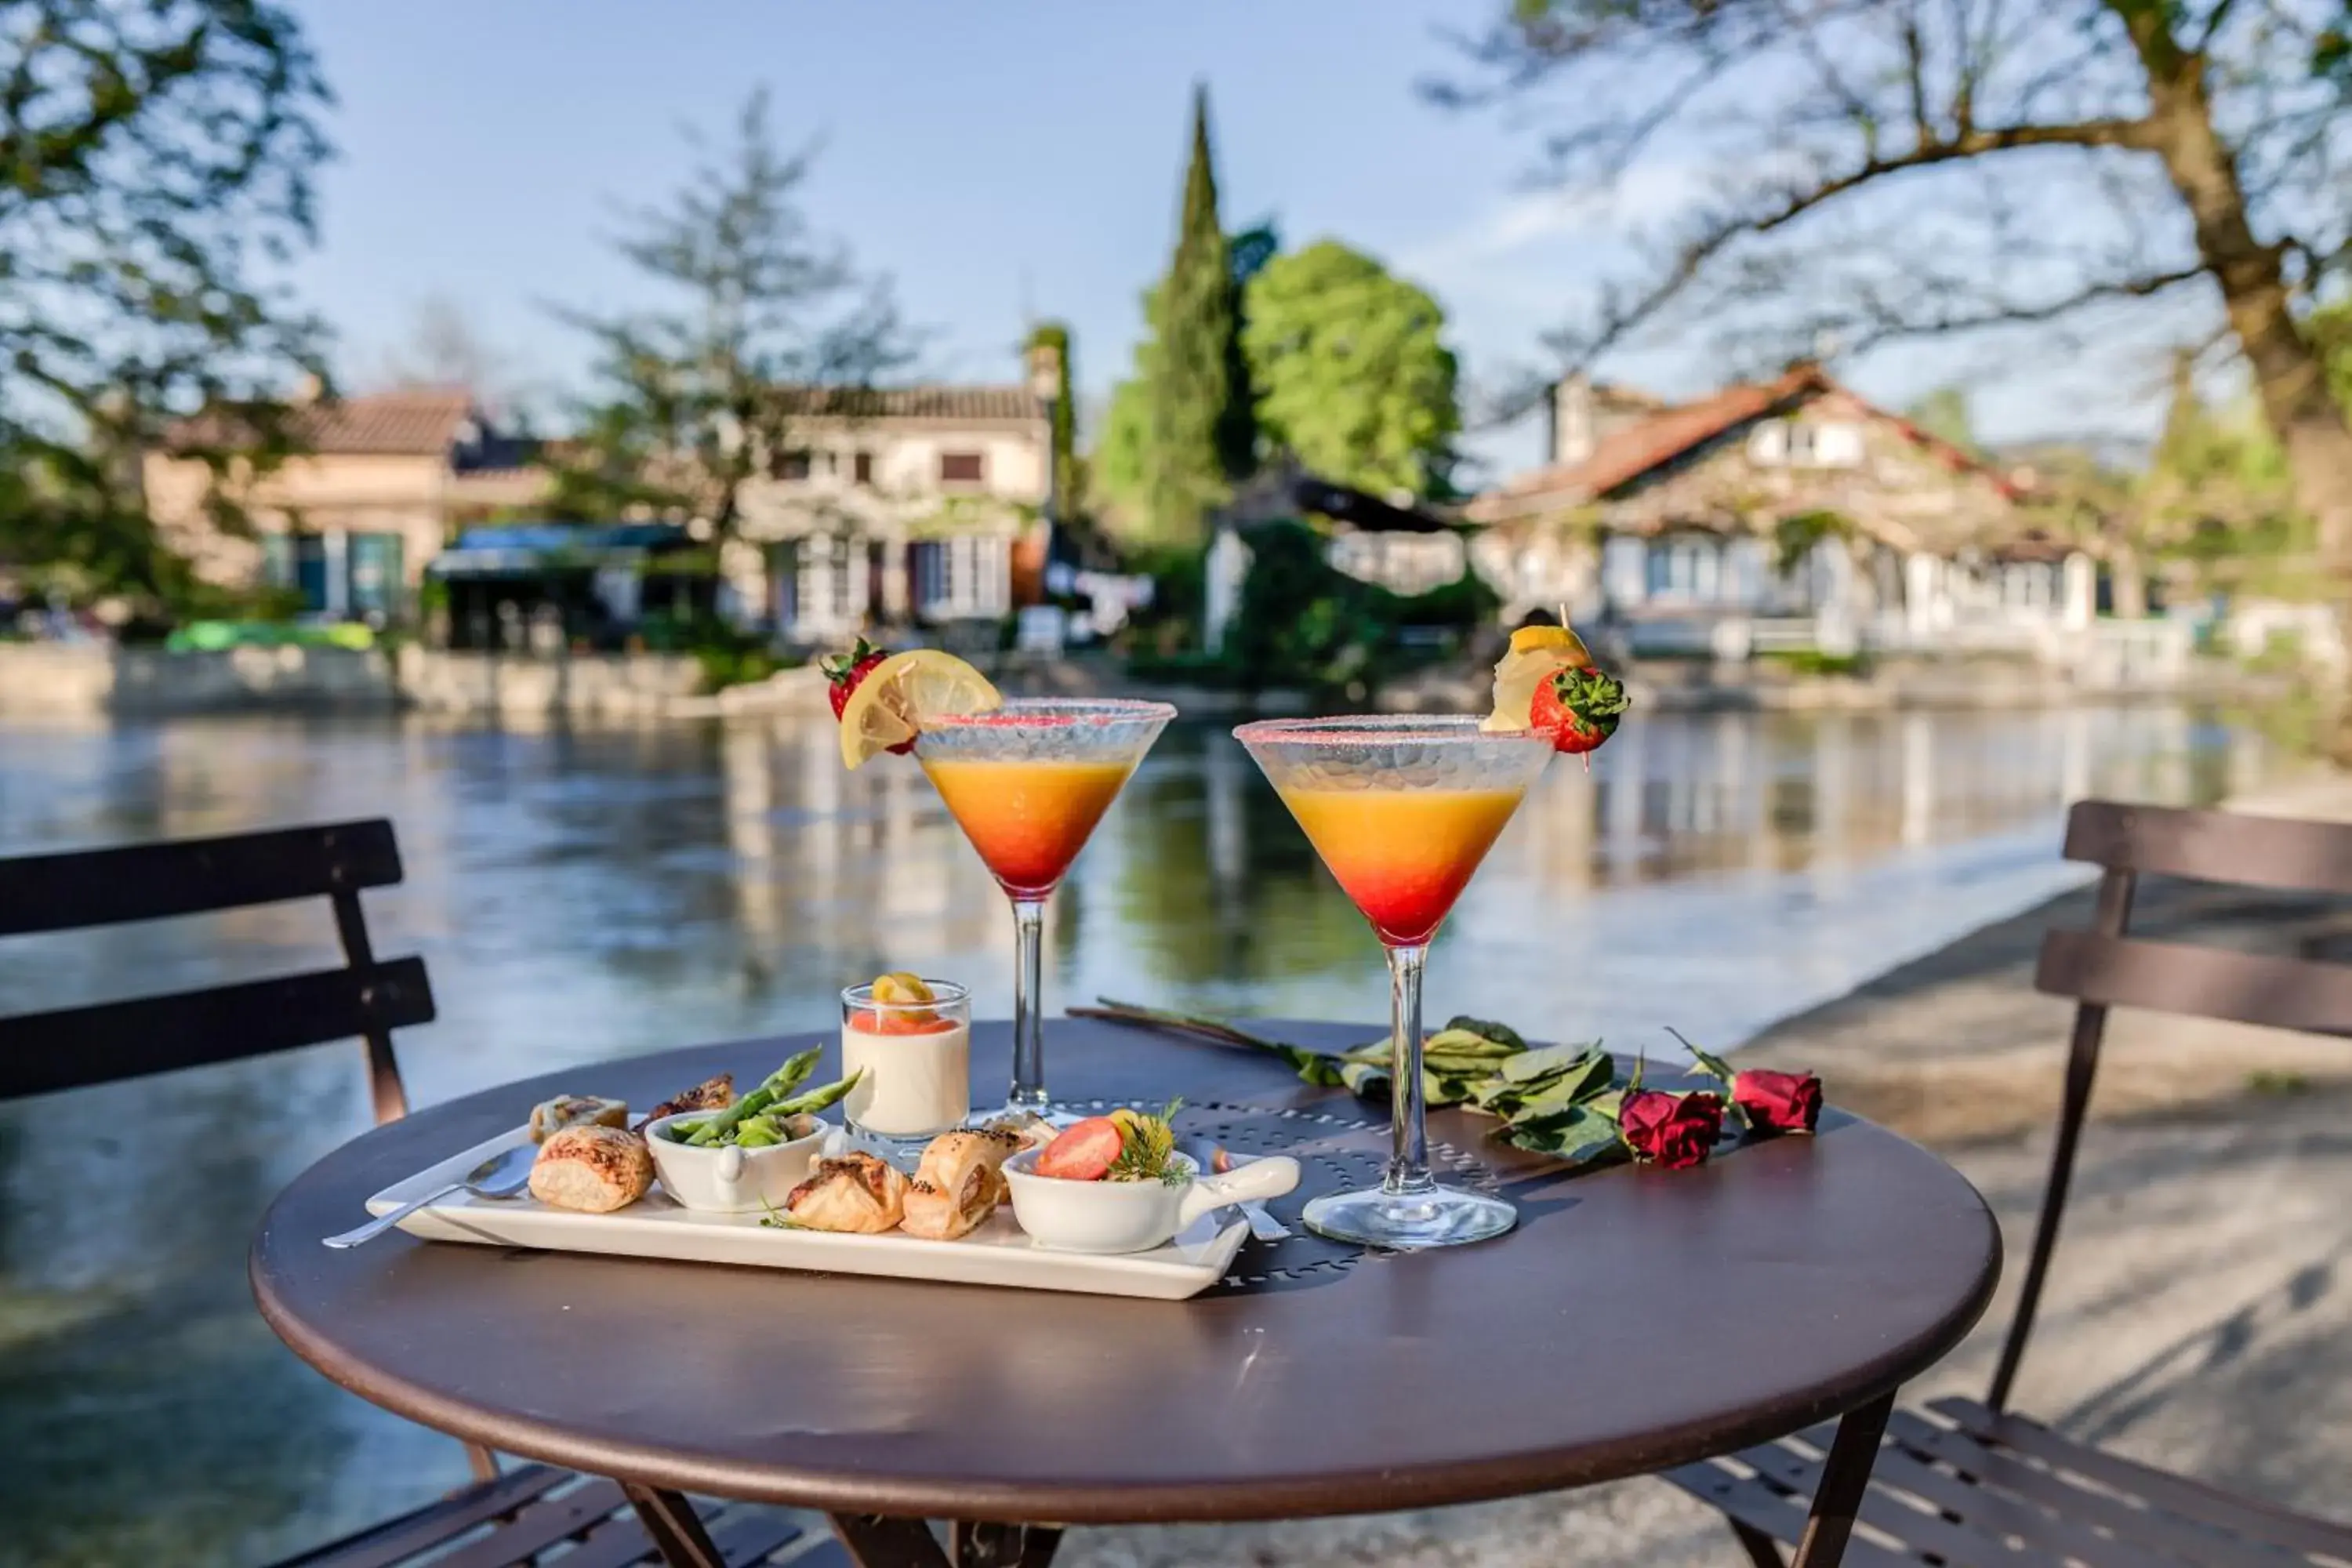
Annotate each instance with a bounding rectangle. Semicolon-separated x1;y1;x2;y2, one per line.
1550;373;1595;467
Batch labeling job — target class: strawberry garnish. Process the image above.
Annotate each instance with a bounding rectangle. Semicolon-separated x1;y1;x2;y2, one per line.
820;638;914;754
1529;665;1629;757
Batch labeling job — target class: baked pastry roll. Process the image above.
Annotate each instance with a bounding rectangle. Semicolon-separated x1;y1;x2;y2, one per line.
528;1094;629;1144
900;1129;1019;1240
984;1111;1056;1154
528;1125;654;1213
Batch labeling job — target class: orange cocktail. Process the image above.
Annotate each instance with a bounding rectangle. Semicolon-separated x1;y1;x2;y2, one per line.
1236;716;1554;1250
1276;786;1525;946
920;757;1137;898
913;699;1174;1116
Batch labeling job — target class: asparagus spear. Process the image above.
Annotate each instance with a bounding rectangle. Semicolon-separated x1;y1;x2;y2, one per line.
773;1069;862;1118
687;1049;822;1145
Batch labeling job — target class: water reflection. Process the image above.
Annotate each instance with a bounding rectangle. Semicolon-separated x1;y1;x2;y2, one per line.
0;702;2291;1563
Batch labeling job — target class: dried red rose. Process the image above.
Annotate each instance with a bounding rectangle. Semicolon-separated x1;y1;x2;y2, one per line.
1617;1088;1725;1169
1734;1070;1823;1134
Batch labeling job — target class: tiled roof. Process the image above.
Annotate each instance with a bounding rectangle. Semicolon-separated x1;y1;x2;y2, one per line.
1468;365;2020;524
771;384;1045;422
163;388;479;456
1470;367;1825;523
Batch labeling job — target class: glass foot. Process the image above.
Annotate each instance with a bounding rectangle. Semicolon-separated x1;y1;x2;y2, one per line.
1302;1185;1516;1250
984;1101;1080;1130
846;1124;965;1171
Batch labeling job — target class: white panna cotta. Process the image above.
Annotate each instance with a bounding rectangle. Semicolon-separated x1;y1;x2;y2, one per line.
841;1014;971;1138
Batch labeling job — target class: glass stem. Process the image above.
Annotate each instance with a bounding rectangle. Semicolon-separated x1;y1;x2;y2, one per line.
1008;895;1049;1112
1383;942;1434;1197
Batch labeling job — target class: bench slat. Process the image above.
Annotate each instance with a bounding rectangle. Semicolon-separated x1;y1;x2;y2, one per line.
0;819;402;935
2063;800;2352;894
0;958;435;1102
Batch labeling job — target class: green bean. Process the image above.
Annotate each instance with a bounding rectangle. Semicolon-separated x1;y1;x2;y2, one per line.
733;1123;779;1149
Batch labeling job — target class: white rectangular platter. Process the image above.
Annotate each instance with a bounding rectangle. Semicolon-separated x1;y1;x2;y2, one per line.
366;1127;1251;1301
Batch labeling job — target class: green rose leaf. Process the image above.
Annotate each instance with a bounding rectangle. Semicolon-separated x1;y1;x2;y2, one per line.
1501;1042;1610;1086
1444;1015;1527;1051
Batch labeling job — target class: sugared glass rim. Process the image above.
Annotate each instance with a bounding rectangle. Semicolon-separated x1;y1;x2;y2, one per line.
1233;714;1546;747
922;697;1178;731
840;978;971;1010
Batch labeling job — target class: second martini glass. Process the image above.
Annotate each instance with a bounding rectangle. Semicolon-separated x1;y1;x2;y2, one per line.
916;699;1174;1116
1236;715;1554;1248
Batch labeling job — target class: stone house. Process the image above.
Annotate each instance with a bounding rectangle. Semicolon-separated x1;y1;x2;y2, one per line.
143;385;546;621
729;384;1051;644
1465;365;2093;657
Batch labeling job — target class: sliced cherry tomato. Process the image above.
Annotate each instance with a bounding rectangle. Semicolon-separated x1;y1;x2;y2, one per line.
1036;1116;1124;1181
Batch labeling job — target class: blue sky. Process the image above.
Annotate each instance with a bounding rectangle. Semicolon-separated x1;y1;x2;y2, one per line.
288;1;2187;480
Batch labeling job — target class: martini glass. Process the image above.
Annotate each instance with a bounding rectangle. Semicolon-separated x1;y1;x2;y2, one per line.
1236;716;1554;1248
916;699;1175;1116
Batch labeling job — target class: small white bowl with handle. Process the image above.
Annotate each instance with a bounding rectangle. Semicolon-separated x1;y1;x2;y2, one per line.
1002;1149;1301;1254
643;1112;827;1213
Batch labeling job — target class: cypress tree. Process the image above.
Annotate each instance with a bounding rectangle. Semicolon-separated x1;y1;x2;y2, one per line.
1143;83;1256;546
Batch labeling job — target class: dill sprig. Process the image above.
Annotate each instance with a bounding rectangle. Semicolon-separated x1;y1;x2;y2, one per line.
1105;1098;1188;1186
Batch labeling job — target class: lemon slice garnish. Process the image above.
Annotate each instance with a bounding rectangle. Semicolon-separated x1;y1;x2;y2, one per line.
1483;627;1595;731
871;971;935;1005
837;650;1002;768
1508;625;1590;659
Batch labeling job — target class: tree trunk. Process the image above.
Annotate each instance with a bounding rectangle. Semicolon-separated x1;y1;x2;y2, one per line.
2133;30;2352;739
2138;51;2352;562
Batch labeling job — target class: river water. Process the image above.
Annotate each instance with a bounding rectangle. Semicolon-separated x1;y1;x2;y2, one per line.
0;704;2288;1563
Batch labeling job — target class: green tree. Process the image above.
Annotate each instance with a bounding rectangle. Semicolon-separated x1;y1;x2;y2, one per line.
553;88;913;536
1024;321;1078;510
2303;299;2352;418
2029;352;2297;614
1102;85;1257;547
1094;367;1153;527
0;0;332;608
1903;387;1980;457
1440;0;2352;605
1242;241;1460;497
1229;217;1281;287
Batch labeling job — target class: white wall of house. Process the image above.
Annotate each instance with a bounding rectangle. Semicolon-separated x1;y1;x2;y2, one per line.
1599;532;1844;617
735;416;1045;641
740;424;1047;527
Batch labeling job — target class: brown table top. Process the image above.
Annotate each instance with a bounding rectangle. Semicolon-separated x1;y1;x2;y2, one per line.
251;1019;1999;1526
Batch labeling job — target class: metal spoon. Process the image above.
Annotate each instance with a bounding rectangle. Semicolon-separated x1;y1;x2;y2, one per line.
1185;1139;1294;1242
321;1145;535;1249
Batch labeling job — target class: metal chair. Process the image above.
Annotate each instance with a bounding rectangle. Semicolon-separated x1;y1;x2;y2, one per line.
1667;798;2352;1566
0;819;830;1567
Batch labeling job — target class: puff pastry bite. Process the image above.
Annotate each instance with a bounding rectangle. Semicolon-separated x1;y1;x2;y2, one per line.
784;1152;907;1233
647;1073;734;1123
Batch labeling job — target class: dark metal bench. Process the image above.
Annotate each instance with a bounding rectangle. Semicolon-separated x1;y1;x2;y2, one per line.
0;818;838;1568
1668;798;2352;1566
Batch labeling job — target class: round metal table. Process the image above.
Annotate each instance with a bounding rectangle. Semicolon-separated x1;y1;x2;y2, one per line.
252;1019;2000;1568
